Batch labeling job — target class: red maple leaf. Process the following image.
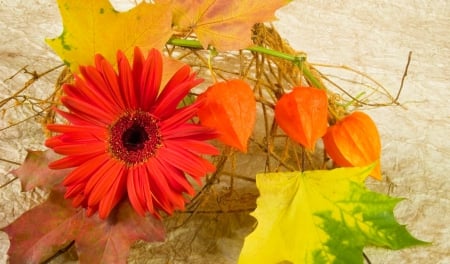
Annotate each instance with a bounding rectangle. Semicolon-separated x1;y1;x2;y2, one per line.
1;186;165;263
11;149;71;191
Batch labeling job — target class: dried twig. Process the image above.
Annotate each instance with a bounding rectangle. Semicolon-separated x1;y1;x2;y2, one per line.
394;51;413;103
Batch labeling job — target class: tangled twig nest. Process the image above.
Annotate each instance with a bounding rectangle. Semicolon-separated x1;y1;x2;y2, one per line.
1;23;405;262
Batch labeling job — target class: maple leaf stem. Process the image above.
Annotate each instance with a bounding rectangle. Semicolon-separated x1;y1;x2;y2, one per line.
247;45;302;62
167;38;324;89
41;240;75;264
246;46;324;89
167;38;204;49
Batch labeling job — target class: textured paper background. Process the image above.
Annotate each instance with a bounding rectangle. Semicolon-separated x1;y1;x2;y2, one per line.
0;0;449;263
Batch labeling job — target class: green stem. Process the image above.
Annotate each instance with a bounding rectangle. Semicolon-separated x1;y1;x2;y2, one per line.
246;45;302;64
167;38;324;89
342;91;366;108
167;38;203;49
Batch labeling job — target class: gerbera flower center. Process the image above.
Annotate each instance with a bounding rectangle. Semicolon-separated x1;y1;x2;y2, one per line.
122;124;149;151
109;111;162;165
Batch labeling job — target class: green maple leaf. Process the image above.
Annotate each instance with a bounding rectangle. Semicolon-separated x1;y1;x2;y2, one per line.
239;166;428;264
46;0;173;73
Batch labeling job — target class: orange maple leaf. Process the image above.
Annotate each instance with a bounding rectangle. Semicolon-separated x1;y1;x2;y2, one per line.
160;0;289;51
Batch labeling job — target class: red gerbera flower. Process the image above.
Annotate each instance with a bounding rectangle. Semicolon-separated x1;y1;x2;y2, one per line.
46;47;218;219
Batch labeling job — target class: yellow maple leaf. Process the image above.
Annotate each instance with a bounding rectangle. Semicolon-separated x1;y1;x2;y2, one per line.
239;165;427;263
47;0;173;73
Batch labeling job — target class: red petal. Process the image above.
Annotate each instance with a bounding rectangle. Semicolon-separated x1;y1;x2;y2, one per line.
48;152;103;169
132;47;145;102
149;160;186;209
159;146;214;178
140;165;155;214
140;49;162;110
159;102;200;131
153;76;202;118
45;136;63;148
165;139;219;155
117;50;137;108
50;132;103;145
62;154;109;186
165;65;191;87
61;96;113;126
64;183;85;199
98;169;126;219
163;124;218;141
127;167;146;216
87;160;123;207
46;124;104;134
98;166;127;219
86;206;98;217
66;77;120;115
71;193;86;208
157;65;191;100
135;165;148;208
145;159;177;214
79;65;117;108
84;158;118;196
156;158;194;195
97;55;126;110
52;142;105;156
63;82;93;105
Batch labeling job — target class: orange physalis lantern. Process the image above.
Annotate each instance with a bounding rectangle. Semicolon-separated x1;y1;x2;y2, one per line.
275;86;328;150
322;111;382;180
197;79;256;152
